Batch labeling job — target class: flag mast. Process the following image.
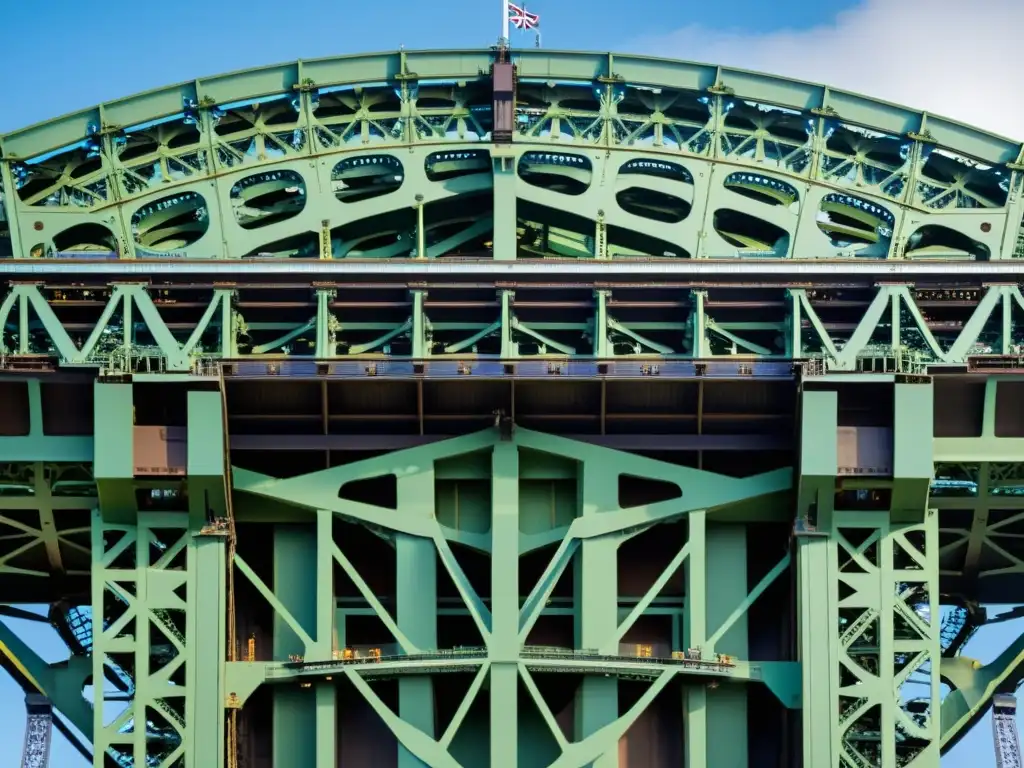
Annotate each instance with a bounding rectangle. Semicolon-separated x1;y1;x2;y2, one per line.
501;0;510;47
523;3;540;47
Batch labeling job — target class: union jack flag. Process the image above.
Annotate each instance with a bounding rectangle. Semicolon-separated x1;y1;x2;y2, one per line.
508;3;540;30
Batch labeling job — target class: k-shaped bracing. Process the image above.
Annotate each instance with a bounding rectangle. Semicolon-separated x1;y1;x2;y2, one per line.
227;426;799;767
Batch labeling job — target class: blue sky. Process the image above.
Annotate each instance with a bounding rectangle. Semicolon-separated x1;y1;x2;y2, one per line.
1;0;1022;764
0;0;862;135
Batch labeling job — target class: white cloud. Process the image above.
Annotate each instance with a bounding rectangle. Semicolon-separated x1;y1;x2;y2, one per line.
629;0;1024;141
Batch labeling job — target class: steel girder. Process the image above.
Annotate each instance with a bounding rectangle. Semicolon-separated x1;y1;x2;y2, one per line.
3;281;1024;374
797;386;943;768
0;45;1021;768
0;376;1021;764
796;381;1024;767
86;385;228;768
1;51;1023;264
226;425;797;768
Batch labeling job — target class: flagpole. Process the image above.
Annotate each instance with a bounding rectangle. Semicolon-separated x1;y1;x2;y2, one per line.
523;2;540;48
501;0;510;45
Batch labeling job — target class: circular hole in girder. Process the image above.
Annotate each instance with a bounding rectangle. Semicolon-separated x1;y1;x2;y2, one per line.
131;191;210;253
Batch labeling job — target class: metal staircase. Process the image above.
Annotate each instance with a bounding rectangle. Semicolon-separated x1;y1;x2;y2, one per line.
939;607;966;649
939;605;982;658
841;609;878;647
58;605;135;694
53;603;185;767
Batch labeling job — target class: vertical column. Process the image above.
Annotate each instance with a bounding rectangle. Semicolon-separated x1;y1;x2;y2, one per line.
593;291;610;357
499;290;515;359
396;470;437;766
315;511;336;658
315;685;337;768
1001;290;1014;354
683;510;707;768
493;156;517;261
0;160;24;259
889;382;941;766
796;389;840;767
188;536;227;767
797;529;839;767
892;382;934;521
94;382;136;523
411;290;428;359
574;461;619;767
798;390;838;530
25;379;43;436
786;290;803;358
186;391;228;768
415;195;426;259
90;514;131;767
19;290;29;352
271;526;318;768
874;512;899;768
314;289;336;359
704;524;748;767
219;292;236;358
490;441;520;766
315;510;337;768
594;212;608;259
909;512;941;765
123;516;156;766
92;383;136;767
690;291;709;358
271;528;318;658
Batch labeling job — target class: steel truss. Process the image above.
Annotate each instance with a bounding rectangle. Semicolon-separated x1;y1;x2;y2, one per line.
2;51;1024;265
798;386;940;768
1;44;1024;768
223;422;798;768
0;355;1021;766
2;281;1024;374
87;387;226;768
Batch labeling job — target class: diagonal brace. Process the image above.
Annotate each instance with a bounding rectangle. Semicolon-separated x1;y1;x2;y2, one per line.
547;669;679;768
519;537;579;642
439;662;491;748
433;532;492;641
331;542;420;654
605;541;690;653
343;667;465;768
234;553;315;653
519;665;569;750
706;552;791;651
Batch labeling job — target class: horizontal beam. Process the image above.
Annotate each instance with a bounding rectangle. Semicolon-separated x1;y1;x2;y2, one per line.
2;258;1022;282
228;433;790;452
223;359;797;381
8;279;1024;379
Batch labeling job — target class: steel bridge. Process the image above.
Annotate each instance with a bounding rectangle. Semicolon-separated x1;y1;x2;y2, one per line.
0;45;1023;768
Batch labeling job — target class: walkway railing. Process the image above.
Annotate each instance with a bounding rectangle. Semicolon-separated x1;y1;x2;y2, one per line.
280;643;738;675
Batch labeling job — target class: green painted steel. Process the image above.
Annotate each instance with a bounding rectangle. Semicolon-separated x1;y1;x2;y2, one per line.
225;425;796;768
0;365;1022;765
0;376;1019;765
1;49;1023;263
3;281;1024;374
0;46;1023;768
